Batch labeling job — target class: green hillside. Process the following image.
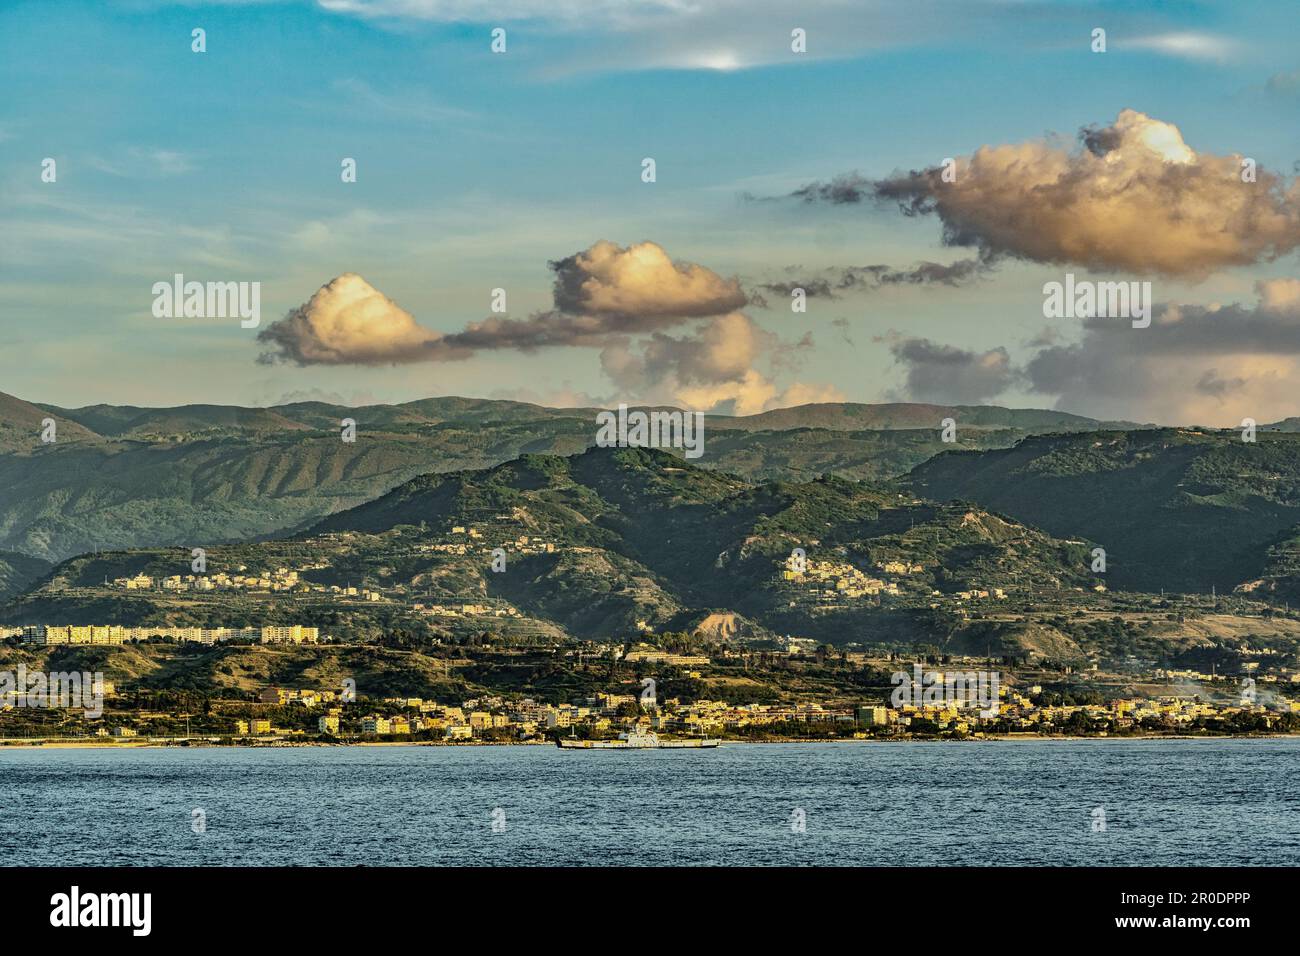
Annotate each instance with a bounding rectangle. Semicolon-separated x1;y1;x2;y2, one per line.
908;429;1300;595
0;550;51;602
0;390;1126;561
10;447;1097;647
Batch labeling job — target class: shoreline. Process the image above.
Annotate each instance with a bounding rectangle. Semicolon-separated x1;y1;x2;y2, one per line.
2;732;1297;750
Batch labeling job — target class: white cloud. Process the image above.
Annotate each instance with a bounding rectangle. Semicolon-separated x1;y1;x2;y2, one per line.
314;0;1196;75
1125;32;1240;63
810;110;1300;279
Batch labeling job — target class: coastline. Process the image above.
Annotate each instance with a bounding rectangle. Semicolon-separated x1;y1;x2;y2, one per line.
3;732;1297;750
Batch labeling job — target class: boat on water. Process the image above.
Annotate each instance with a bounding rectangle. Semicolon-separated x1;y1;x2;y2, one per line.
556;727;720;749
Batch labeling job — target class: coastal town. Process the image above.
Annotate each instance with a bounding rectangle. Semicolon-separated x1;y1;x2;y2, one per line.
3;629;1298;745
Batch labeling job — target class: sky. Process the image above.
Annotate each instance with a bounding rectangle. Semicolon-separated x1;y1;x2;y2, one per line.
4;0;1300;425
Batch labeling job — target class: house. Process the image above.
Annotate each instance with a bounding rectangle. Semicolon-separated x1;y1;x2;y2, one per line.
361;716;391;735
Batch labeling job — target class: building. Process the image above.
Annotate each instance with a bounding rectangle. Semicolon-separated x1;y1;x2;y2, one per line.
318;714;340;735
361;716;391;735
856;705;889;727
622;645;710;666
259;625;319;644
22;624;282;645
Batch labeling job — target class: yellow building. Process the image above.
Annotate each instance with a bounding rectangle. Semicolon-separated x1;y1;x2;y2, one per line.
856;706;889;727
259;625;320;645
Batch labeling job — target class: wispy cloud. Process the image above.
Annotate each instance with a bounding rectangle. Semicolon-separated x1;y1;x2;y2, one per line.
85;147;196;178
1124;32;1241;63
330;77;476;123
314;0;1208;75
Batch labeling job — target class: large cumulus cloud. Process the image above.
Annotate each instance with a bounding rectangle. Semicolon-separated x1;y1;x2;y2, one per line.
550;240;747;320
794;110;1300;278
256;273;458;365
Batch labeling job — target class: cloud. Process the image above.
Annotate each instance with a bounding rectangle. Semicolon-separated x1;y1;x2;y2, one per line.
85;147;195;178
487;383;607;408
257;273;458;365
550;240;748;321
1266;71;1300;96
881;334;1016;404
331;77;474;123
670;370;844;418
315;1;1200;76
433;240;751;354
1124;33;1240;62
868;279;1300;424
258;240;747;365
790;173;873;205
263;386;378;407
257;241;833;414
792;110;1300;278
619;312;771;387
831;317;854;347
598;311;832;416
316;0;670;26
1025;279;1300;425
754;252;994;300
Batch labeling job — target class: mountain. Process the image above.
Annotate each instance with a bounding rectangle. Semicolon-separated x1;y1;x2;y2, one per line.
0;391;1134;561
0;550;51;602
38;395;591;440
712;402;1142;433
30;393;1135;442
907;428;1300;596
702;426;1035;483
8;447;1098;651
0;392;102;451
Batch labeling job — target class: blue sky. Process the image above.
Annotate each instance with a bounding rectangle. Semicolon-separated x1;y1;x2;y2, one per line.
3;0;1300;424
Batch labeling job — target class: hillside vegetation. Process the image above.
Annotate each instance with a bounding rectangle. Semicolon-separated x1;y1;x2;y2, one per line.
0;391;1128;560
909;429;1300;596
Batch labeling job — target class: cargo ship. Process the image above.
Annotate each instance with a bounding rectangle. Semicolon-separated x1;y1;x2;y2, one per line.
556;727;720;749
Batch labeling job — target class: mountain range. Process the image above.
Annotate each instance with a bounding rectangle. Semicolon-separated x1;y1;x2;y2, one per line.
909;428;1300;598
0;390;1140;562
5;444;1102;656
5;391;1300;664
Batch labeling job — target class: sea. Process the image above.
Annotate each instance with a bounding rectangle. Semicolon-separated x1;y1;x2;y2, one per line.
2;738;1296;866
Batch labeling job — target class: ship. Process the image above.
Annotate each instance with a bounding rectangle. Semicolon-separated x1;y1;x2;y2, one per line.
556;726;720;749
